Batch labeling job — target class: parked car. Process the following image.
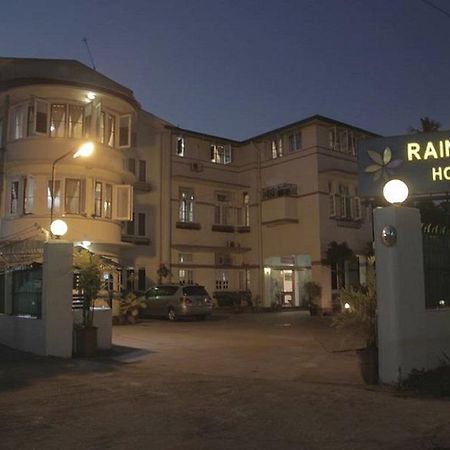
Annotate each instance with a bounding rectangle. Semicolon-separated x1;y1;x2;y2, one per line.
139;284;213;321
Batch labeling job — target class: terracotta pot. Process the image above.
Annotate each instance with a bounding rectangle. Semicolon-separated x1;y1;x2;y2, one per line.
75;326;98;357
357;346;378;385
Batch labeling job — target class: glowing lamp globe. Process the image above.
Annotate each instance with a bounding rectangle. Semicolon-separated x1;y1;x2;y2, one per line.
73;142;94;158
50;219;68;238
383;179;409;205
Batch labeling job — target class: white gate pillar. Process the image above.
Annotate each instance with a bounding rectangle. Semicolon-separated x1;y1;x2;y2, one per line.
42;240;73;358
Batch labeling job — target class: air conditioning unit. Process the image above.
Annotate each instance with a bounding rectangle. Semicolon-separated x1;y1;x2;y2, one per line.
190;162;204;172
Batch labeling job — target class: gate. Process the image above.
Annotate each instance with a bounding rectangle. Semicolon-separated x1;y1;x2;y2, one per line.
422;227;450;309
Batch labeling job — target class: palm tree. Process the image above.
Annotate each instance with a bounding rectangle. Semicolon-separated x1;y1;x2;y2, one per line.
409;117;441;133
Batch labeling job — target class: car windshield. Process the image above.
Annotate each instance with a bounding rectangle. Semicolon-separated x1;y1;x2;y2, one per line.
152;286;179;296
183;286;208;296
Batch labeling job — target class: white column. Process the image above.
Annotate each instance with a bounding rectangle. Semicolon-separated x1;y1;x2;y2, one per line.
42;240;73;358
374;206;426;383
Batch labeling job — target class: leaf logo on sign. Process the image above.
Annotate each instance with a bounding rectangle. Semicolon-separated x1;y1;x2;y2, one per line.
364;147;402;181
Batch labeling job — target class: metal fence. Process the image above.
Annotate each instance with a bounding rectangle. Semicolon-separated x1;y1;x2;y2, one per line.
422;229;450;309
12;265;43;318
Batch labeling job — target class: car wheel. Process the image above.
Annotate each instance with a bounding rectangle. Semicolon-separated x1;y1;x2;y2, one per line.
196;315;206;321
168;308;177;321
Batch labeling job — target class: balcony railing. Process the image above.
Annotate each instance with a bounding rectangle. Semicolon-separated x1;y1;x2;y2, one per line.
262;183;297;201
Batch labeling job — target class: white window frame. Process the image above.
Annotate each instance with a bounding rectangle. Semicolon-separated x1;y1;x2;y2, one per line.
179;188;195;223
176;136;185;157
33;98;49;135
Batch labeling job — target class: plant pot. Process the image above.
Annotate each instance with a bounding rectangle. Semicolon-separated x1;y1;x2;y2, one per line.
357;347;378;385
75;326;98;357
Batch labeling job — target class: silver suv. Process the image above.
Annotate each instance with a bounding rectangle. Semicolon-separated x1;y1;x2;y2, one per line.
140;284;213;321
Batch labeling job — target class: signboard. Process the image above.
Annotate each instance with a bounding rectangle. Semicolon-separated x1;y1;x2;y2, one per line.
358;130;450;198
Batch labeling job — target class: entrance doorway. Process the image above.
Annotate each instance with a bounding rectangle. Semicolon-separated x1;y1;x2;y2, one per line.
280;269;294;307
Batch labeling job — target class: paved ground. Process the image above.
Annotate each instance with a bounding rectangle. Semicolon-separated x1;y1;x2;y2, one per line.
0;311;449;450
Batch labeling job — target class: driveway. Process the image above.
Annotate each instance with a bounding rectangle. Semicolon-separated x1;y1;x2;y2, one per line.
0;311;449;450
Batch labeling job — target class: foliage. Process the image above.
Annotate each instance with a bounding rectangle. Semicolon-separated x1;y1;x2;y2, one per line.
408;116;441;133
410;199;450;227
397;354;450;398
156;264;171;283
323;241;355;289
332;259;377;348
73;250;102;328
304;281;322;306
119;292;146;317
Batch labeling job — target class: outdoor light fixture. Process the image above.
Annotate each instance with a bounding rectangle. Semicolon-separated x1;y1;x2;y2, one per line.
264;267;271;275
50;142;95;234
439;299;446;307
86;92;96;101
383;179;409;205
344;302;351;311
50;219;68;238
82;241;91;248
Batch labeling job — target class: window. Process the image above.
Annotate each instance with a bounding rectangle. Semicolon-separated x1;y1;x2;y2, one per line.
176;137;185;156
214;192;230;225
84;103;93;138
138;160;146;182
104;184;112;219
288;132;302;152
10;181;19;214
127;213;135;235
94;182;102;217
138;268;146;292
178;269;194;285
106;114;115;147
23;176;35;214
138;213;146;236
271;138;283;158
50;104;66;137
34;99;48;134
215;271;229;290
96;107;105;144
210;144;232;164
47;180;61;212
119;115;131;148
243;192;250;226
113;185;133;220
68;105;84;138
65;178;83;214
179;253;193;263
338;184;350;219
9;104;27;140
128;158;136;174
179;188;194;222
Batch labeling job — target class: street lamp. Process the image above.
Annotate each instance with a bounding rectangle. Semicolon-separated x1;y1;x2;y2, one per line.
50;142;95;235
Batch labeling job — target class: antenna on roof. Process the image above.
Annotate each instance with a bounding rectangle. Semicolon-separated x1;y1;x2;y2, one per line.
82;37;97;71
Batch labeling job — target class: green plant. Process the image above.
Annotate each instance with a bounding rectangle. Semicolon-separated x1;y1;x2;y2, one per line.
304;281;322;306
323;241;355;290
332;259;377;348
157;263;171;283
120;292;146;318
74;250;102;328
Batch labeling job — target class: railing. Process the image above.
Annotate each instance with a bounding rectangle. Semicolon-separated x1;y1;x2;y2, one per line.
422;227;450;309
262;183;297;201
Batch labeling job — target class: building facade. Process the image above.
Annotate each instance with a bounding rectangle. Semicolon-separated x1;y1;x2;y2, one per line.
0;57;376;311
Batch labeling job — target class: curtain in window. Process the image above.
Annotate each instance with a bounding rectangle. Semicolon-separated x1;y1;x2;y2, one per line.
10;181;19;214
106;114;115;147
50;104;66;137
69;105;84;138
95;182;102;216
65;179;81;214
104;184;112;218
24;177;35;214
47;180;61;211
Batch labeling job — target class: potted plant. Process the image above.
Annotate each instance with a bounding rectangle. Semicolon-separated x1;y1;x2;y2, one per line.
156;263;171;284
304;281;322;316
119;292;147;324
73;250;102;357
332;258;378;384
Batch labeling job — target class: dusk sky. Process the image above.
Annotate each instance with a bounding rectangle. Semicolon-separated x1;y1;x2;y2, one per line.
2;0;450;140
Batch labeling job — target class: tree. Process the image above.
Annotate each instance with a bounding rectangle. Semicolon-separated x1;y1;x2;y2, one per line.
409;117;441;133
74;249;102;328
323;241;355;290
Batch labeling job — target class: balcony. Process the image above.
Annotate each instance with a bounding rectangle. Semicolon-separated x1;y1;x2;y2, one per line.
262;183;297;201
261;196;298;226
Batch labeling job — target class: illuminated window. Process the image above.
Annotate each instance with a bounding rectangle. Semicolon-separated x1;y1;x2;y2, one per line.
68;105;84;138
215;271;229;290
65;179;83;214
9;105;27;140
10;180;19;214
23;176;35;214
47;180;61;212
94;182;102;217
210;144;232;164
179;188;194;222
176;137;185;156
50;104;66;137
178;269;194;285
214;192;230;225
271;137;283;158
106;114;115;147
104;184;112;219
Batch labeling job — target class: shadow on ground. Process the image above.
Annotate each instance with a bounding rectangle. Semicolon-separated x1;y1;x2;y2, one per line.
0;343;153;392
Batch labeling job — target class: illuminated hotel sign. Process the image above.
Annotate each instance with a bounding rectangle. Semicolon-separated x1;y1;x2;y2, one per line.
357;130;450;198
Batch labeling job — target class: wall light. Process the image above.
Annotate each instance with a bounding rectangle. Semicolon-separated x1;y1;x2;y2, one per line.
50;219;68;238
86;92;96;101
383;179;409;205
82;241;91;248
344;302;351;311
264;267;271;275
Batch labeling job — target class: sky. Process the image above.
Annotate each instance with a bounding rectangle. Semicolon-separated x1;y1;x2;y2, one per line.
1;0;450;140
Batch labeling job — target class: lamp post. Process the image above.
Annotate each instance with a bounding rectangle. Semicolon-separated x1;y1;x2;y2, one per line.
50;142;95;236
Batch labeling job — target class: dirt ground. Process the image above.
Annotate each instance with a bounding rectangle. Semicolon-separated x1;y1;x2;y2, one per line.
0;311;449;450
